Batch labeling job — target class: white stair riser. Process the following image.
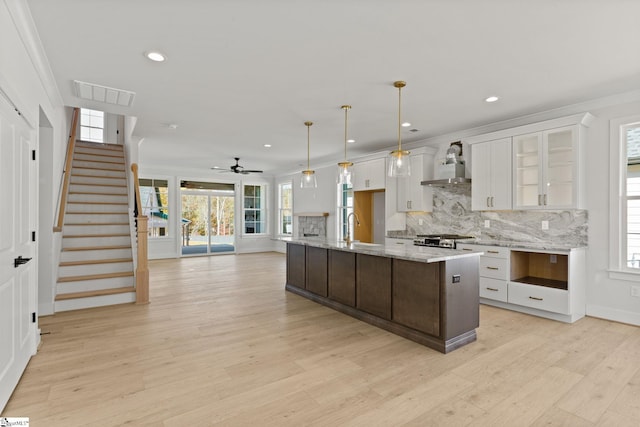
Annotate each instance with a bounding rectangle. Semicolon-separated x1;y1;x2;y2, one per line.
72;168;126;178
55;292;136;312
59;261;134;278
63;224;130;235
70;175;126;186
57;275;134;294
68;193;129;204
63;235;131;248
61;248;133;262
65;213;129;223
69;184;128;195
74;153;124;163
73;160;125;171
75;142;124;152
65;203;128;214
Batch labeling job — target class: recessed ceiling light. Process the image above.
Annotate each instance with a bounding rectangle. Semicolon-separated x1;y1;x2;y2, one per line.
146;51;166;62
485;96;499;103
401;122;411;127
168;123;178;129
264;144;272;148
347;139;355;144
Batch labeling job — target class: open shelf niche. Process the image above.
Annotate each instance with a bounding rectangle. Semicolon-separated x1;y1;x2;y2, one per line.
510;251;568;290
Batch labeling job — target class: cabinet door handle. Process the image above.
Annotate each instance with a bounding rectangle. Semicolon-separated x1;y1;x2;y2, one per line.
538;194;542;206
528;296;543;301
486;266;500;270
487;250;500;254
486;196;490;207
543;194;547;206
461;248;473;251
486;287;499;291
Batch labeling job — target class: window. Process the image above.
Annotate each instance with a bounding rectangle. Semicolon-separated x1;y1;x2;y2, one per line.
610;115;640;276
337;181;353;241
278;182;292;235
244;184;266;234
80;108;104;143
139;178;170;237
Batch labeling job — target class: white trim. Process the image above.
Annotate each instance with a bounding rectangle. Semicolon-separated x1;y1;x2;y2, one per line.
3;0;64;108
464;113;594;145
608;114;640;272
586;304;640;327
607;269;640;282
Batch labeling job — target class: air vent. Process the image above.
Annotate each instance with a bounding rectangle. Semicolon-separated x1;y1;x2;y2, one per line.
73;80;136;107
409;128;420;133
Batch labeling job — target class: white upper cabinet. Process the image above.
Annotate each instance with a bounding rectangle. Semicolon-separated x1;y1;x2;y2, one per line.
397;154;434;212
471;138;512;211
352;158;385;191
513;125;580;209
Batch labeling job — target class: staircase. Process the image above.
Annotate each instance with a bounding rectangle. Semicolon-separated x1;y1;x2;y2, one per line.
55;140;136;311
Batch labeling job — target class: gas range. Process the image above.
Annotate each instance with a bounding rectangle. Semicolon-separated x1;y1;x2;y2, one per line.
413;234;474;249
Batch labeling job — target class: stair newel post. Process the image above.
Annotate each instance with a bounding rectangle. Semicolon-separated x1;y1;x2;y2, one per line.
131;163;149;304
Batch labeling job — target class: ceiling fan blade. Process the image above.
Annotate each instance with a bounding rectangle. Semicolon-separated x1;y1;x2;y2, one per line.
243;170;263;174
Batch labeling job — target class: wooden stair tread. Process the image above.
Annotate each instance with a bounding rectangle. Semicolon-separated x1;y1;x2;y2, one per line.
66;212;128;215
72;166;126;172
71;173;124;178
63;245;131;251
63;233;130;238
60;258;133;267
67;201;128;205
57;271;134;283
74;149;124;158
68;191;127;196
73;159;125;165
75;141;124;150
55;286;136;301
69;183;127;188
65;222;129;226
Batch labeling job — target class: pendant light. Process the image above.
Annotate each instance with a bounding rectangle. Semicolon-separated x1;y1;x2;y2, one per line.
301;121;317;189
388;81;411;177
337;105;353;185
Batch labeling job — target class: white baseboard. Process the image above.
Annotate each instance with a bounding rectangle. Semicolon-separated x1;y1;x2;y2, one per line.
586;304;640;326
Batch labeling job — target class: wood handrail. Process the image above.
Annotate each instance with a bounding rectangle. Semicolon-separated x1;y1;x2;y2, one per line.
131;163;142;213
54;107;80;232
131;163;149;304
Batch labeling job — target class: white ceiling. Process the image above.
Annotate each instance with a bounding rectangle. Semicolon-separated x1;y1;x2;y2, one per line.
26;0;640;175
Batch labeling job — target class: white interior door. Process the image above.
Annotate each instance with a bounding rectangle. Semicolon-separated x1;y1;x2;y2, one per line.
0;93;37;411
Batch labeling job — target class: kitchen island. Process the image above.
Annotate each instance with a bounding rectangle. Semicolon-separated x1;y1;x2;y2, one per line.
283;238;483;353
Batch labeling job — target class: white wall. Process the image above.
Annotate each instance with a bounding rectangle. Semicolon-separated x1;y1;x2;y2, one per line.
1;1;66;316
584;100;640;325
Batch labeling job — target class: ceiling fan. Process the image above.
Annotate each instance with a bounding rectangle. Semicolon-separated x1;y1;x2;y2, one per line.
212;157;263;174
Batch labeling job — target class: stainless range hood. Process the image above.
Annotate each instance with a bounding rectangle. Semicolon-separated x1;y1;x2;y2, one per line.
421;177;471;186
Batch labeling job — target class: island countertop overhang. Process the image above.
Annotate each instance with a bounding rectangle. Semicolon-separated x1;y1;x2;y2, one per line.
276;237;483;263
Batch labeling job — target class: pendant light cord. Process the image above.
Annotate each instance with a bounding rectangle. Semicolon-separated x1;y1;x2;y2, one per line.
397;84;402;152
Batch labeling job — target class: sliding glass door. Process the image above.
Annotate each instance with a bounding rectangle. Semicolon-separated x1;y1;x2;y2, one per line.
180;181;235;255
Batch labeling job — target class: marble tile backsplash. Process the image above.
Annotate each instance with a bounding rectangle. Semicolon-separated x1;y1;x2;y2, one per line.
387;184;588;247
296;216;327;237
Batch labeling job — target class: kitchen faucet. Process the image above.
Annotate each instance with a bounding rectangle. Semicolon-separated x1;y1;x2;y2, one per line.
345;212;360;244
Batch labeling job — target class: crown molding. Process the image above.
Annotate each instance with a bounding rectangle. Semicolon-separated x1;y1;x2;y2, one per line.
4;0;64;108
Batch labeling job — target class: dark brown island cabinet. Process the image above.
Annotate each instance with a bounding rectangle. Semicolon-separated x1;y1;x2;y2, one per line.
285;242;481;353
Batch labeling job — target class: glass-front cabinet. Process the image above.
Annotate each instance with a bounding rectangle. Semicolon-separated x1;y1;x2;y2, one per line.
513;126;577;209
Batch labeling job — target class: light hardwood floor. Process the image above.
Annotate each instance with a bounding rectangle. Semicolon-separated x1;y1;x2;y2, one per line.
3;252;640;426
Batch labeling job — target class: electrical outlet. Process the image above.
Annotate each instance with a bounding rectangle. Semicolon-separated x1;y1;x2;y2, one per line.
484;220;490;228
550;254;557;264
418;219;423;226
632;285;640;298
542;221;549;230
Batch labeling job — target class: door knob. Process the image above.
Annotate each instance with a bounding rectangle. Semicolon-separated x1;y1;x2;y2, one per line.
14;256;32;268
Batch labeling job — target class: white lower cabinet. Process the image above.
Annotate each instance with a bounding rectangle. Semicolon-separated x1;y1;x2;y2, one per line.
457;243;585;323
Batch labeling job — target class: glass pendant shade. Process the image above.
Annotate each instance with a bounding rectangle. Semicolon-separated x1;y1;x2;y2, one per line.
388;149;411;177
388;81;411;178
301;170;317;188
337;161;353;185
301;121;317;189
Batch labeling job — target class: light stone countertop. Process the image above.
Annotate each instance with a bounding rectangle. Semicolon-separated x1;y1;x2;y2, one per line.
277;237;483;263
457;239;586;252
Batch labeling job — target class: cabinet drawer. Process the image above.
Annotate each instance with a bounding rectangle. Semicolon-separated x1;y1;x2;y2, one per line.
479;277;507;302
508;281;569;314
480;257;508;280
457;244;509;259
